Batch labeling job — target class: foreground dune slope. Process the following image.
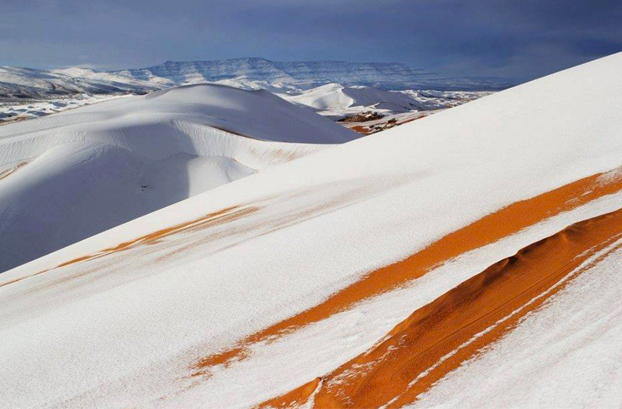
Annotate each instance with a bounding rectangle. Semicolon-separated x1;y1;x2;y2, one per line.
0;84;358;272
1;53;622;408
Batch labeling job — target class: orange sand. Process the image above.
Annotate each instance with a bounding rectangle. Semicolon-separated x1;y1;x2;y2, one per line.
193;166;622;376
263;207;622;408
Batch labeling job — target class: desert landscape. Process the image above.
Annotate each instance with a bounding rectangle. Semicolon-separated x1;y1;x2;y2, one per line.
1;1;621;408
1;52;621;407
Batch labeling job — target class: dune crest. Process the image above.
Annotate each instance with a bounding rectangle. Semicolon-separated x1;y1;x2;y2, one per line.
262;207;622;408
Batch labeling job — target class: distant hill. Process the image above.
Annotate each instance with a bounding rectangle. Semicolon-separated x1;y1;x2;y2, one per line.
0;58;513;101
0;66;157;100
111;58;512;91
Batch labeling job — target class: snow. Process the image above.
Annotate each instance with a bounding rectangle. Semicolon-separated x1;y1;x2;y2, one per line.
1;52;622;407
0;94;127;123
0;66;157;99
410;239;622;409
1;60;494;129
280;83;422;118
111;58;511;91
140;192;622;408
398;89;494;109
279;83;490;119
0;83;357;272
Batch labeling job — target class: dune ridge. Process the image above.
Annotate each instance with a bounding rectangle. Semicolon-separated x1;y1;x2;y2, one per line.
262;205;622;408
192;166;622;375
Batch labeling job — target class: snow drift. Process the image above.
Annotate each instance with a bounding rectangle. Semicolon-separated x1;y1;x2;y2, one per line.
1;53;622;408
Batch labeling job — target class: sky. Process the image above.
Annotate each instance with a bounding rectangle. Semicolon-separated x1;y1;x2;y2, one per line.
1;0;621;82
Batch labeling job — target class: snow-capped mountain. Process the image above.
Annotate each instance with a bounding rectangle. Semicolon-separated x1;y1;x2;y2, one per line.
0;58;508;128
0;83;357;273
0;58;511;104
1;52;621;408
111;58;510;91
110;58;431;90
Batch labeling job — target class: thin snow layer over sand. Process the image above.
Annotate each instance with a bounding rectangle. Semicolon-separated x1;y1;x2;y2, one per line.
1;53;622;408
279;83;491;118
0;84;357;272
151;193;622;408
281;83;423;117
264;198;622;408
410;244;622;409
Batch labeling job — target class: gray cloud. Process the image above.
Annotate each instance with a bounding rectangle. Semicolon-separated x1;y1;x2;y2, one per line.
1;0;620;82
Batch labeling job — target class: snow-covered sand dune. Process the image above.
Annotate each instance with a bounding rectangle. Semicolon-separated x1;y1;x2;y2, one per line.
1;62;493;127
0;84;358;272
2;53;622;408
280;83;492;119
281;83;425;116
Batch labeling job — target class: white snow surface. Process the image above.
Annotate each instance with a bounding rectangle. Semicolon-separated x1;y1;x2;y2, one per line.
281;83;424;116
1;63;492;126
0;94;127;123
410;237;622;409
279;83;493;119
142;192;622;408
0;66;157;98
2;53;622;408
0;83;357;272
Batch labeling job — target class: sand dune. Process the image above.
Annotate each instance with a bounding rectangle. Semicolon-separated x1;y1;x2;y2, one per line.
192;166;622;376
1;53;622;408
263;207;622;408
0;84;357;272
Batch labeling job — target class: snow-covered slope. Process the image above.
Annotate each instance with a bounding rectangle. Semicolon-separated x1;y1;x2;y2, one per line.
2;53;622;408
1;60;498;125
0;66;157;99
0;59;509;103
0;83;358;272
279;83;493;118
0;94;128;123
281;83;424;116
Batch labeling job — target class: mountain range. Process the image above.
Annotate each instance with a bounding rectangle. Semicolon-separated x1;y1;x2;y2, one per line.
112;58;438;90
0;58;513;101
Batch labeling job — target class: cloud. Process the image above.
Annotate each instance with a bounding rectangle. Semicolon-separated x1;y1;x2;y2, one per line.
0;0;620;81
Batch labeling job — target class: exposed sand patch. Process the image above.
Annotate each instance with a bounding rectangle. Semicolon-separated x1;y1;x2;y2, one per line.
345;112;427;136
263;207;622;408
191;166;622;376
0;160;29;181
